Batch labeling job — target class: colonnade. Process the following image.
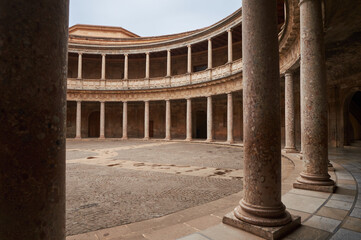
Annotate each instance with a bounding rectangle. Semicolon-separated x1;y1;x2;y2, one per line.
73;93;235;143
75;30;233;80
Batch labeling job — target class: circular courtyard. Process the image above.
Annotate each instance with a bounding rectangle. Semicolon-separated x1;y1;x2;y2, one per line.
66;140;293;236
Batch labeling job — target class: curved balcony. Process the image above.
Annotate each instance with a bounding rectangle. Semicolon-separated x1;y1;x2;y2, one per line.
67;59;242;91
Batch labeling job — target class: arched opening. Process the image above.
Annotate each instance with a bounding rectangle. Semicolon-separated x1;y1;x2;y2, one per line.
88;111;100;138
344;91;361;146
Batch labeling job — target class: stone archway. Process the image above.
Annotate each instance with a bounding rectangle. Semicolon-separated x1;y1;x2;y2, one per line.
344;91;361;146
88;111;100;138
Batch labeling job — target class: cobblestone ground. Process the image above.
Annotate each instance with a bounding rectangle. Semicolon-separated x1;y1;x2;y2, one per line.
66;140;244;236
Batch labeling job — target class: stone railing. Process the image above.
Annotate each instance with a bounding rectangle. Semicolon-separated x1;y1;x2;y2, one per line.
67;59;243;91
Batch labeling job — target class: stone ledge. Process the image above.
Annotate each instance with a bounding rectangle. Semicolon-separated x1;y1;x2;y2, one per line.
222;211;301;240
293;182;336;193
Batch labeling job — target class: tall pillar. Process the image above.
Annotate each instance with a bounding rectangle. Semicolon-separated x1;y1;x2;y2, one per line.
223;1;299;238
228;29;233;63
145;52;150;79
144;101;150;140
165;100;171;140
206;96;213;142
294;0;335;192
122;101;128;140
101;54;106;80
167;50;171;77
187;45;192;74
186;98;192;141
227;93;234;144
0;1;68;239
99;101;105;139
124;54;129;80
76;101;82;139
77;53;83;79
208;39;212;69
284;72;297;152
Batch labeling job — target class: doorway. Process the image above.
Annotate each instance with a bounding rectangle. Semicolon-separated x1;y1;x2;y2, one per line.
88;111;100;138
344;91;361;145
195;110;207;139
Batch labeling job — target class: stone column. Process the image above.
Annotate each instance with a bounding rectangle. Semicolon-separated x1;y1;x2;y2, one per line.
208;39;212;69
144;101;150;140
284;72;297;152
99;101;105;139
77;52;83;79
167;50;171;77
0;1;68;239
165;100;171;140
187;45;192;74
224;0;299;237
101;53;106;80
145;52;150;79
228;29;233;63
227;93;234;144
122;101;128;140
124;54;129;80
186;98;192;141
294;0;335;192
76;101;82;139
206;96;213;142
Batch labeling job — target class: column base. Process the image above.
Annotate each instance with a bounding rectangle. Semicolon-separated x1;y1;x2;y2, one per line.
143;137;149;141
294;172;336;193
282;147;298;153
223;211;300;240
75;137;82;140
165;137;171;141
99;136;105;140
185;138;192;142
206;139;213;143
293;182;336;193
227;140;234;144
121;137;128;140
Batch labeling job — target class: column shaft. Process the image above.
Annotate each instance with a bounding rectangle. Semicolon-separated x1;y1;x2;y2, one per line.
167;50;171;77
187;45;192;73
77;53;82;79
295;0;334;190
144;101;149;140
228;29;233;63
0;1;68;239
124;54;128;80
233;0;291;227
206;96;213;142
101;54;106;80
122;102;128;139
284;73;297;151
100;102;105;138
227;93;234;143
145;53;150;79
186;99;192;141
208;39;212;69
76;101;82;139
165;100;171;140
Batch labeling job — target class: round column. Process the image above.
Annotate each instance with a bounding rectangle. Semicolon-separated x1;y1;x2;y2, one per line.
122;101;128;140
206;96;213;142
99;101;105;139
76;101;82;139
165;100;171;140
228;29;233;63
234;0;291;226
145;52;150;79
167;50;171;77
0;1;68;239
144;101;150;140
295;0;334;190
187;45;192;74
227;93;234;144
124;54;129;80
208;39;212;69
101;54;106;80
77;53;82;79
284;72;297;152
186;98;192;141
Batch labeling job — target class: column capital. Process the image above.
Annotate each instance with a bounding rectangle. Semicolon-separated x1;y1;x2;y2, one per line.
226;92;233;95
208;38;212;42
101;53;106;57
76;100;82;103
167;49;172;53
100;101;105;103
145;52;150;55
123;100;128;103
299;0;314;6
165;99;170;102
78;52;83;56
124;53;129;57
144;100;150;103
227;28;233;33
285;71;293;77
187;44;192;48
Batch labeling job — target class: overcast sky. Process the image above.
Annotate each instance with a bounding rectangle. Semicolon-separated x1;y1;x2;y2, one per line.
69;0;242;37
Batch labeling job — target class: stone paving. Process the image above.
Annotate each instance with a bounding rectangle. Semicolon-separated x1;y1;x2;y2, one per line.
66;140;246;236
67;145;361;240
